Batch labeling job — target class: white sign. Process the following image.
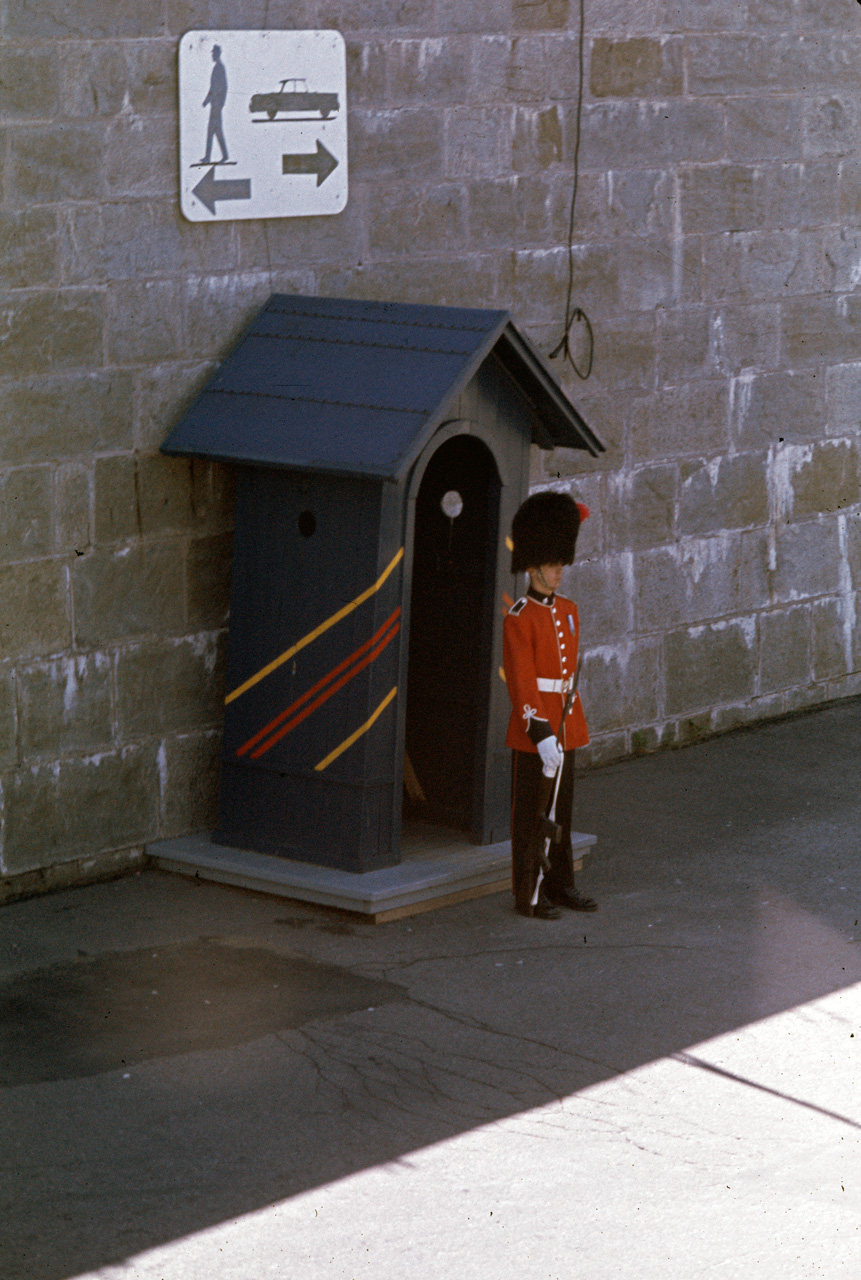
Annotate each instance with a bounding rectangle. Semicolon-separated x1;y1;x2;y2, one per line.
178;29;348;222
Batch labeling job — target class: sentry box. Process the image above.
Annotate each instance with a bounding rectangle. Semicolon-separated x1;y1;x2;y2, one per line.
162;295;603;873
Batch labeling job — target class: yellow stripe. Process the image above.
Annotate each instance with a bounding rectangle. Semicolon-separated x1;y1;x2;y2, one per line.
505;536;514;551
225;547;404;705
314;686;398;772
498;666;506;683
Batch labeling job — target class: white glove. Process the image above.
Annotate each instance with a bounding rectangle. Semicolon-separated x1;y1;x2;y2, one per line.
537;736;563;777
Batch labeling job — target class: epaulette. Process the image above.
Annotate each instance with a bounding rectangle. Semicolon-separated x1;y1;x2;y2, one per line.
508;596;527;616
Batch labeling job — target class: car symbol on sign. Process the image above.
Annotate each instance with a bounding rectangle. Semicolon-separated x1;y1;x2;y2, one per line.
250;78;340;121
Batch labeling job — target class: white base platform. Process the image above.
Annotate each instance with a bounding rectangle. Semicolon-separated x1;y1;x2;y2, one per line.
149;826;598;923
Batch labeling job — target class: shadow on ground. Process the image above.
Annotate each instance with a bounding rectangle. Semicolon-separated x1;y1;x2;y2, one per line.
2;699;860;1279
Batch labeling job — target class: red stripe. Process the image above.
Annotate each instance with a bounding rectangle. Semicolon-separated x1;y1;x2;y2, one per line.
237;608;400;758
249;619;401;760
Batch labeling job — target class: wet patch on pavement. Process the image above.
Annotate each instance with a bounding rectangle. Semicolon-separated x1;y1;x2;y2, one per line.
0;936;407;1087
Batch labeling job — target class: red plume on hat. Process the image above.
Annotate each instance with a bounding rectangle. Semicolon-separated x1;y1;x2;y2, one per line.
510;490;584;574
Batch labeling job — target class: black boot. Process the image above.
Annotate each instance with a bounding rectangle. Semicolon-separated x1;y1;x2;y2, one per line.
547;878;598;912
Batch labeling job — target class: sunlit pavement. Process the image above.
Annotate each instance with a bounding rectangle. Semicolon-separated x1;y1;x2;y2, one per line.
3;700;860;1279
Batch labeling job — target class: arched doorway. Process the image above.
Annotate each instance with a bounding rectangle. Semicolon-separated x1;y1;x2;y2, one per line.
403;434;502;839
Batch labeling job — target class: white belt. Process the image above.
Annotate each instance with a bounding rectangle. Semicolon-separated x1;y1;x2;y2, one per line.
537;678;574;694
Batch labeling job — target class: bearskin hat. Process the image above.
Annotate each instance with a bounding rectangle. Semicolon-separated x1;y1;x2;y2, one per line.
510;491;584;574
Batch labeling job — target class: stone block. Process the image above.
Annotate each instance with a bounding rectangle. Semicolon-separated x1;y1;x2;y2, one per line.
182;272;273;362
826;363;861;437
512;245;622;325
104;116;174;198
134;362;213;453
811;597;851;682
167;0;318;33
630;381;730;465
72;544;186;647
657;309;716;385
538;395;619;475
512;105;562;173
318;0;436;28
160;730;223;836
680;163;800;236
434;0;512;33
345;40;388;107
630;722;677;756
18;653;113;759
0;672;16;767
351;109;443;180
676;711;714;746
731;370;826;450
724;96;803;162
803;96;861;160
759;605;810;694
136;455;234;538
679;452;769;536
387;37;470;105
94;456;138;544
846;512;861;590
54;464;91;555
562;553;633;644
579;639;660;734
0;47;60;119
239;202;363;271
607;464;677;551
772;518;842;603
116;633;226;738
604;167;676;240
711;694;786;736
618;235;701;312
62;200;239;284
0;560;71;661
823;227;861;294
513;0;568;28
636;532;769;633
319;255;502;310
783;295;861;368
0;467;53;563
467;176;551;248
660;0;747;30
368;183;466;256
0;291;104;378
61;43;127;117
702;230;825;303
582;312;657;394
0;210;60;290
789;440;860;518
581;99;724;170
446;107;513;178
187;532;233;631
0;372;132;465
8;124;102;204
1;747;159;875
837;159;861;224
686;34;806;96
714;304;781;376
6;0;166;37
500;35;547;103
664;619;757;717
589;36;682;99
107;280;184;366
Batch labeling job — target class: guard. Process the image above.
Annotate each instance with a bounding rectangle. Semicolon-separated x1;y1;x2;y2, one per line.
503;491;598;919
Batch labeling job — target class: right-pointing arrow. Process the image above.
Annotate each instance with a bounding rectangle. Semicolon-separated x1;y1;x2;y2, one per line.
281;139;338;187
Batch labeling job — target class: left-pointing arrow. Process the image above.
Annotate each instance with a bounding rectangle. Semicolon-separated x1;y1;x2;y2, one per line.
192;167;252;215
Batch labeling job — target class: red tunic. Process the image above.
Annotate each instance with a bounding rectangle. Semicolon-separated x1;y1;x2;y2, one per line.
503;591;589;753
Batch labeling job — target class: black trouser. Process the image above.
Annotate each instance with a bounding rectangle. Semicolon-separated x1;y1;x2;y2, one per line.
510;749;576;913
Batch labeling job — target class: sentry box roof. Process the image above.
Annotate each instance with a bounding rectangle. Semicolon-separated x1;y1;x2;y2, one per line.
161;294;604;478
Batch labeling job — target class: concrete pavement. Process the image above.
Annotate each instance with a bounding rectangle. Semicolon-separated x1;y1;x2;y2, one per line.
2;699;860;1279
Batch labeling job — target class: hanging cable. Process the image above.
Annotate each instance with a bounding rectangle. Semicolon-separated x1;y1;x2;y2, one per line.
549;0;593;380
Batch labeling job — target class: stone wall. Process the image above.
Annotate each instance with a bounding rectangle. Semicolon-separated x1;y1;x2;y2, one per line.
1;0;859;882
